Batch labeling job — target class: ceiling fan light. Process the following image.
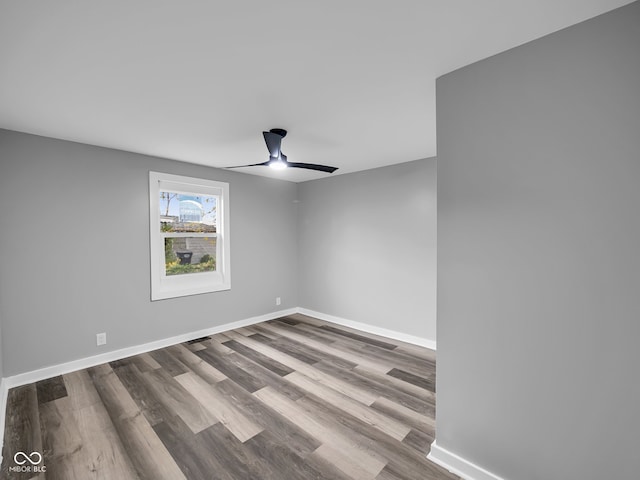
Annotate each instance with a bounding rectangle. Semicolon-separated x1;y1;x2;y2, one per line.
269;159;288;170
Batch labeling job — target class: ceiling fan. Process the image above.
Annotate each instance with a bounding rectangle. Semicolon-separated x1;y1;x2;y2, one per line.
227;128;338;173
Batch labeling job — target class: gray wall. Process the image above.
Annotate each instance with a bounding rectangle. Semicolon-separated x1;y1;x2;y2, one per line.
298;159;437;341
436;2;640;479
0;130;298;376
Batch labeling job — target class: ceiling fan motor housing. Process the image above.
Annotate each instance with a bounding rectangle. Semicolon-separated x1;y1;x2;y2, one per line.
269;128;287;138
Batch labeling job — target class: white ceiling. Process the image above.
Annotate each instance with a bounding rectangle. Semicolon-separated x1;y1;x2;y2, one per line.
0;1;634;182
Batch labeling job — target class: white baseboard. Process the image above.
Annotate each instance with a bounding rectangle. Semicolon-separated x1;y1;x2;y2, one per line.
2;308;297;390
2;307;432;390
296;308;436;350
428;441;506;480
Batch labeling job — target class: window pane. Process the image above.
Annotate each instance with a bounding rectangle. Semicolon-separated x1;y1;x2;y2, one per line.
159;192;217;233
164;236;216;276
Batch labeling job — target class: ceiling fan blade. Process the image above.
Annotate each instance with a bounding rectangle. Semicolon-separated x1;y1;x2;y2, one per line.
226;161;271;169
263;131;283;157
287;162;338;173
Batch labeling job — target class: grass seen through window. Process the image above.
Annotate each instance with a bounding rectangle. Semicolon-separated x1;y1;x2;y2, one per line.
165;255;215;276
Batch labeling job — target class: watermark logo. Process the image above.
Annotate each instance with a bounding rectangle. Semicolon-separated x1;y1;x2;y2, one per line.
14;452;42;465
9;451;46;473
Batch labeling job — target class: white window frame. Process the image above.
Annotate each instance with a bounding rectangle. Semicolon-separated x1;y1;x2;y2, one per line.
149;171;230;300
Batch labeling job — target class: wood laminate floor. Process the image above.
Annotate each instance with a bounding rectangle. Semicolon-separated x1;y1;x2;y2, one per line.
1;314;458;480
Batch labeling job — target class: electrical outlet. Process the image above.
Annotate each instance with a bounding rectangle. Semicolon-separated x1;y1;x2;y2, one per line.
276;297;281;306
96;332;107;346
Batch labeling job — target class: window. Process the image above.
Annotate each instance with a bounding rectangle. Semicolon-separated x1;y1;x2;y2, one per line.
149;172;230;300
